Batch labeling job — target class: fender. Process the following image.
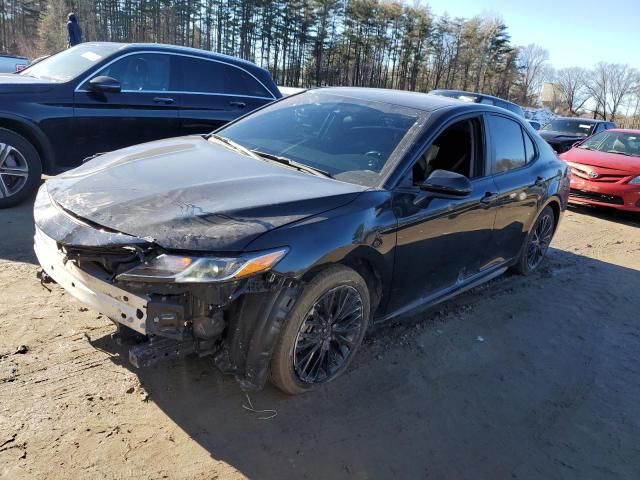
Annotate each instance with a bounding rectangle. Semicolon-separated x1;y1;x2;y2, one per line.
0;112;56;173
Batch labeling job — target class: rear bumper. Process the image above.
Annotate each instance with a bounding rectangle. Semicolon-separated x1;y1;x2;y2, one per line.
569;178;640;212
34;227;150;334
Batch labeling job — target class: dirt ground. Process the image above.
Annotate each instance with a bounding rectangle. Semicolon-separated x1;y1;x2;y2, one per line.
1;198;639;480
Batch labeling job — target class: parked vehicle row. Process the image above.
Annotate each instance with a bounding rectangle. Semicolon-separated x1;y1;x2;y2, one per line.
6;41;632;395
0;42;281;207
34;87;569;394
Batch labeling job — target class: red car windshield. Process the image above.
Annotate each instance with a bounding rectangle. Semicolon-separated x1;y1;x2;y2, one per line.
579;131;640;157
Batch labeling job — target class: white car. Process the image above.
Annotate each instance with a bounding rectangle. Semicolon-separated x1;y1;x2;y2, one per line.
0;54;29;73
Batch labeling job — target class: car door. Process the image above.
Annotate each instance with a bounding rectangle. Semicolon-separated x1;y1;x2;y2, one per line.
171;55;276;136
387;114;501;315
73;52;179;161
487;114;545;263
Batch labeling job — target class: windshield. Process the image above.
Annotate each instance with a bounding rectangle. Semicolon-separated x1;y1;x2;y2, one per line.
19;43;122;82
216;91;422;186
542;119;595;136
579;131;640;157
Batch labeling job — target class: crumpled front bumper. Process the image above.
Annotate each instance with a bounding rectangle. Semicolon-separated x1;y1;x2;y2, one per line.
34;226;150;334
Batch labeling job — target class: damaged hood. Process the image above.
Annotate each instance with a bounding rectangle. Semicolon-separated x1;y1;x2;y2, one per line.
45;136;366;251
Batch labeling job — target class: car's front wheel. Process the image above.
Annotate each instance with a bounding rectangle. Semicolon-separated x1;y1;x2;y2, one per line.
514;205;556;275
270;266;370;395
0;128;42;208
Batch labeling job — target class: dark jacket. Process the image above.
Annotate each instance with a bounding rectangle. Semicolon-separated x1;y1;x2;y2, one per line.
67;13;82;47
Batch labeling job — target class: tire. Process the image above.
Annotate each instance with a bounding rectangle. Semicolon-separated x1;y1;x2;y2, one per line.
270;265;371;395
513;205;556;275
0;128;42;208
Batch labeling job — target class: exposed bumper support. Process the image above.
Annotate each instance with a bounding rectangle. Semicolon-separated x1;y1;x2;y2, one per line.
34;227;150;334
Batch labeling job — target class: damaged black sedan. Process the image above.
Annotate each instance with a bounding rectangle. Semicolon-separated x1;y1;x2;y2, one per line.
34;88;569;394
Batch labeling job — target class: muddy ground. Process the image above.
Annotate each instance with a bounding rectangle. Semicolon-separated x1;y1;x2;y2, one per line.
1;199;639;480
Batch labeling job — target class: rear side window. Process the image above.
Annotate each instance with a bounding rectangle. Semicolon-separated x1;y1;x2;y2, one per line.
523;130;536;163
489;115;529;173
174;56;271;98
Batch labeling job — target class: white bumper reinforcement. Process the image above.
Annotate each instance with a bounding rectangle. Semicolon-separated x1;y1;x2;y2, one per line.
34;227;149;334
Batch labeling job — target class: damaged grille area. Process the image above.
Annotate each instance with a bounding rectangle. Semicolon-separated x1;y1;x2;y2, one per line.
62;243;154;278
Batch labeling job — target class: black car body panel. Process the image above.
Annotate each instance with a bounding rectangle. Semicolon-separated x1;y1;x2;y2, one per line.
0;42;281;175
34;88;569;391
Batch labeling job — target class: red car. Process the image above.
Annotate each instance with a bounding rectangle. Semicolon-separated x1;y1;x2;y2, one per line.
559;129;640;212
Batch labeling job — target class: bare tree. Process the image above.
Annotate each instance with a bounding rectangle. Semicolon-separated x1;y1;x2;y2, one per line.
587;63;638;121
515;43;550;106
607;64;638;121
554;67;590;115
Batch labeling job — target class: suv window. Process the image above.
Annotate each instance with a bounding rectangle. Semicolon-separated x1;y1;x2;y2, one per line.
174;56;271;98
89;53;171;92
489;115;528;173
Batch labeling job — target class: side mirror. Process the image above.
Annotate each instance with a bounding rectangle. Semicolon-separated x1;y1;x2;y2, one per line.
418;169;472;198
88;75;121;93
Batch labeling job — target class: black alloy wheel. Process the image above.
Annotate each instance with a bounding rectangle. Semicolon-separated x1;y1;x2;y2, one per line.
293;285;364;384
270;266;370;395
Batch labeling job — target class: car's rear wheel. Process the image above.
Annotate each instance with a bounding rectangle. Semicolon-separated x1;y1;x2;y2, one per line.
270;266;370;395
0;128;42;208
514;205;556;275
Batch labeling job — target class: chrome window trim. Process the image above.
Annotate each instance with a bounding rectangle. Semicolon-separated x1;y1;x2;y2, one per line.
74;50;276;99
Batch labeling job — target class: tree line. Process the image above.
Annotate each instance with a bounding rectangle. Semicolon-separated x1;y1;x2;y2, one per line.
1;0;638;125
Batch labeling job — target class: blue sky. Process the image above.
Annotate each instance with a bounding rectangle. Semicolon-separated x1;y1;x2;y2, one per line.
426;0;639;69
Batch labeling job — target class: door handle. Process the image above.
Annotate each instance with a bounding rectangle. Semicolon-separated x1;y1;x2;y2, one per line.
153;96;174;104
480;192;498;208
229;101;246;108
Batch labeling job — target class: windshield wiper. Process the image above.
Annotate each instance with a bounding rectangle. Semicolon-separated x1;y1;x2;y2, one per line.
251;150;333;178
208;134;261;160
606;150;635;157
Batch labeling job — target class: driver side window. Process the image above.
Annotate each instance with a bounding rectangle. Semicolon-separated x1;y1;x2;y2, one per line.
409;117;483;186
86;53;171;92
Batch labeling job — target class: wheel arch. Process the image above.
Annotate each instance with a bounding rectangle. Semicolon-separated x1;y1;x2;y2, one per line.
0;115;56;174
300;245;388;318
541;195;562;231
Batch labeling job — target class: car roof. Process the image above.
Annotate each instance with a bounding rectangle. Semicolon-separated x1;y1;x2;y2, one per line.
119;42;265;72
608;128;640;134
313;87;502;113
0;53;28;60
553;117;608;124
430;89;519;106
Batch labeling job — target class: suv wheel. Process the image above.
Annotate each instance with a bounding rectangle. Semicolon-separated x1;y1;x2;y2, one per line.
270;266;370;395
0;128;42;208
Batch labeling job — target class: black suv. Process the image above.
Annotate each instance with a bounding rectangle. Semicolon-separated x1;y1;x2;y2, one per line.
538;117;616;153
0;42;281;207
429;89;525;117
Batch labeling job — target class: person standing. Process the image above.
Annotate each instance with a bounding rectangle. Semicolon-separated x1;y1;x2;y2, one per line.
67;13;82;47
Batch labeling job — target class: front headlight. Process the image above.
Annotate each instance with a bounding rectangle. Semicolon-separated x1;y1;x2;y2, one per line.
116;248;288;283
629;176;640;185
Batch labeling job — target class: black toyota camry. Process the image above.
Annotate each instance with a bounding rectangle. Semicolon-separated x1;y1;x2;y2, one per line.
34;88;569;394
